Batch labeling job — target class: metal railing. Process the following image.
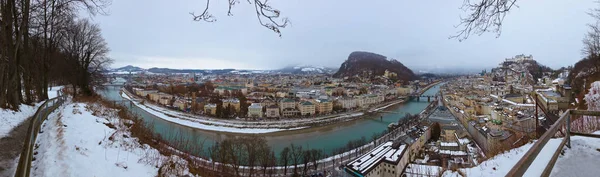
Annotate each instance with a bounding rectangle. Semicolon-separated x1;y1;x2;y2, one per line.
14;90;67;177
506;109;600;177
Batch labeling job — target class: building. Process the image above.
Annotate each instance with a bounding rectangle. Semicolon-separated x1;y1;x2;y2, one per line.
315;99;333;114
260;99;276;108
345;141;408;177
281;108;299;117
396;87;412;96
134;88;158;97
247;103;263;118
265;105;280;118
384;69;397;78
357;94;384;108
222;98;241;112
158;96;172;106
204;104;217;116
279;98;296;111
173;99;187;111
214;86;248;96
336;97;357;109
149;93;174;104
299;101;316;116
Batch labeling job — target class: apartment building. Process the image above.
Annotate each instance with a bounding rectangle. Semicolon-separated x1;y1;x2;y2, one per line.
315;99;333;114
222;98;241;112
247;103;263;118
265;105;280;118
204;104;217;116
299;101;316;116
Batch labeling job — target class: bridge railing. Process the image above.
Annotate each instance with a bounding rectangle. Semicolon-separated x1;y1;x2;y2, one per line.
506;109;600;177
14;90;67;177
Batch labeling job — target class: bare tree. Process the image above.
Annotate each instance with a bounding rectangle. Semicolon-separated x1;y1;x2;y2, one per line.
61;18;111;96
257;140;275;176
191;0;290;37
242;136;264;176
280;146;290;175
310;149;323;171
584;4;600;58
0;0;111;109
452;0;518;41
289;143;303;175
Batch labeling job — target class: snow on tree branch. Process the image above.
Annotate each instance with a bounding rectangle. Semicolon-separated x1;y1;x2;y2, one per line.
585;81;600;111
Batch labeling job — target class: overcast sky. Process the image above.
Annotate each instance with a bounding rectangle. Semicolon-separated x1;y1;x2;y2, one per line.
94;0;596;71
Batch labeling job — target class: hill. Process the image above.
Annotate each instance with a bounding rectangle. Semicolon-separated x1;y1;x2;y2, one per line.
109;65;145;73
277;65;337;74
492;56;553;85
333;51;416;82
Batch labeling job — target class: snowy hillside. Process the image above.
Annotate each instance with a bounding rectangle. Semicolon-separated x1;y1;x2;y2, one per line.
31;102;195;177
279;65;337;74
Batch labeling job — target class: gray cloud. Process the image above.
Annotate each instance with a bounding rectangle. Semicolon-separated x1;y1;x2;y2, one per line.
95;0;597;70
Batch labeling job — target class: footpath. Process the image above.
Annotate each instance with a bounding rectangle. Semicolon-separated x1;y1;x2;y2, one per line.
0;116;32;176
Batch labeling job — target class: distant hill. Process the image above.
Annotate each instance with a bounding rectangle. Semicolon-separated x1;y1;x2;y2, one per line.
333;51;416;82
111;65;145;72
106;65;334;75
492;58;553;85
278;65;337;74
146;67;237;74
106;65;146;74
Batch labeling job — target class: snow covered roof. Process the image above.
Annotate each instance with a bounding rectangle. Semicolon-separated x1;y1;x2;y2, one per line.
346;141;407;175
440;142;459;147
404;164;442;177
248;103;262;109
439;150;468;156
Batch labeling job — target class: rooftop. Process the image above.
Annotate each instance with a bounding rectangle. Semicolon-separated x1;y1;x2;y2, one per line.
301;101;314;106
281;98;295;103
249;103;262;109
346;141;406;175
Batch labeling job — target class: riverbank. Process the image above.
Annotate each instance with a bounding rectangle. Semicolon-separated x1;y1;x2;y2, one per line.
121;88;408;134
418;80;442;95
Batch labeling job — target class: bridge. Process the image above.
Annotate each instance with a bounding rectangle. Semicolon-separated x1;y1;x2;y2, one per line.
408;93;440;102
376;110;406;114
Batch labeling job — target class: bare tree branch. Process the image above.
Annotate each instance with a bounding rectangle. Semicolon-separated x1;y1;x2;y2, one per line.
190;0;216;22
451;0;518;41
191;0;290;37
583;2;600;58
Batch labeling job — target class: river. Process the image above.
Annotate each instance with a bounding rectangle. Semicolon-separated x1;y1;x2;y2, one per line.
98;83;441;156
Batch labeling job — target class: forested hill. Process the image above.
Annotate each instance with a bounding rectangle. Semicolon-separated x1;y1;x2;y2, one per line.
333;51;416;82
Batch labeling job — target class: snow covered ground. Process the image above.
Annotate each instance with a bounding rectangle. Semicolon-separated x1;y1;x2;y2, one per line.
31;101;194;177
0;86;63;138
490;94;534;107
442;139;562;177
0;103;42;138
550;131;600;177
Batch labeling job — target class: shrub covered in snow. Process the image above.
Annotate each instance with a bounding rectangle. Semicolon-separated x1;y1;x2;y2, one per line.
585;81;600;111
576;81;600;133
